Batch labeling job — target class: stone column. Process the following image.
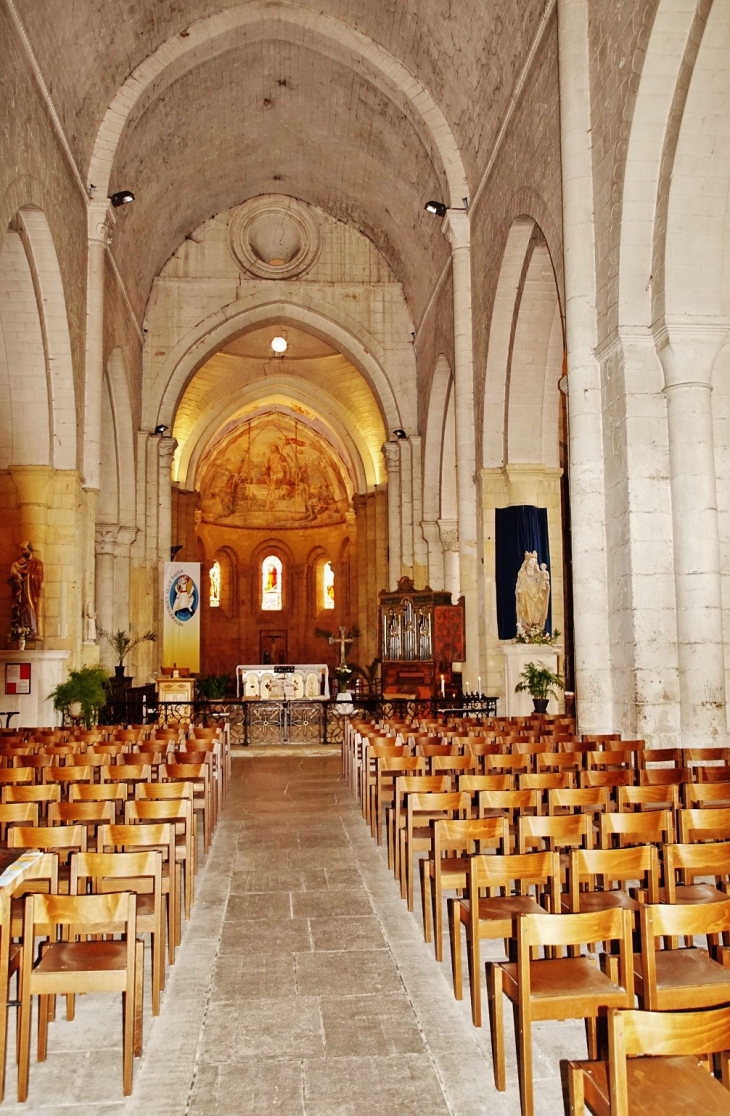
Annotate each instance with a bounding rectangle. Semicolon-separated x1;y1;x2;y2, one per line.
438;519;460;605
441;209;479;681
656;324;729;747
421;520;445;591
382;441;401;590
557;0;613;730
399;438;414;579
94;526;117;666
157;436;178;565
83;202;114;492
409;435;429;587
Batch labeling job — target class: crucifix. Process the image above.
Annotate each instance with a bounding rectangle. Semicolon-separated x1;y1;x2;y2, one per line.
329;626;353;668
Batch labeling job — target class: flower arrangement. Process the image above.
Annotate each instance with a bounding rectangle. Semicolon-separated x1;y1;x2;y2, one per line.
515;625;561;646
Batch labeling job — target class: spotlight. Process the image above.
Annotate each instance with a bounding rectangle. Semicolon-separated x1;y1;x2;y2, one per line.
393;429;407;440
170;545;183;562
271;335;288;354
154;424;168;436
424;200;447;217
109;190;135;207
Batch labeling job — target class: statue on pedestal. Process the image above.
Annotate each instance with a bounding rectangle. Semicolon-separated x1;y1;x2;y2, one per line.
515;550;550;638
9;541;43;640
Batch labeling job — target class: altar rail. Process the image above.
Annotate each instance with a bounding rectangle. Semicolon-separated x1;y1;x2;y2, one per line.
96;696;499;746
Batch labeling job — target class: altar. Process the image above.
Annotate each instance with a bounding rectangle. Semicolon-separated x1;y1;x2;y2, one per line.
235;664;330;745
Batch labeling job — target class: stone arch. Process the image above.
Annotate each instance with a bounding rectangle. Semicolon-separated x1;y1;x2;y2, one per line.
0;207;76;470
88;2;468;208
149;296;406;437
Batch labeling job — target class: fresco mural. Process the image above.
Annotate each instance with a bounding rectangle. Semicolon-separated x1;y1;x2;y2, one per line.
198;413;351;529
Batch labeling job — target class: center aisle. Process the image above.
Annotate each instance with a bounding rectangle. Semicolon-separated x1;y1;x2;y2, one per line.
126;755;576;1116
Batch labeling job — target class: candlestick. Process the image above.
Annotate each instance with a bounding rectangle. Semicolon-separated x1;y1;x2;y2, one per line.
440;674;445;698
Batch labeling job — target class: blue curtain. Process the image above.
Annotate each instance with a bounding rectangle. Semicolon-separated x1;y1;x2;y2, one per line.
495;505;552;639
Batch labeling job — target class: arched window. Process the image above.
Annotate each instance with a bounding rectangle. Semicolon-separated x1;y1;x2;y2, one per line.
261;555;283;611
323;561;335;610
209;560;221;607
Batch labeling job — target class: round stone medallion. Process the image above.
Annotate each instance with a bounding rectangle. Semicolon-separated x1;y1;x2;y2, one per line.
228;196;321;280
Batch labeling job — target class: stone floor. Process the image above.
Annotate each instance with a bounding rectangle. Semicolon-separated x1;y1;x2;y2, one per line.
2;755;587;1115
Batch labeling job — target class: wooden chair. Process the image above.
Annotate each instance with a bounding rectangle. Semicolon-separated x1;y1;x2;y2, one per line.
16;892;142;1100
0;769;34;789
567;1005;730;1116
42;765;93;797
485;754;532;777
8;824;87;893
361;744;405;826
600;808;674;849
635;900;730;1010
568;845;660;918
663;841;730;906
429;753;479;786
640;767;691;787
457;774;512;818
639;746;680;768
697;766;730;784
101;764;152;797
69;781;129;822
99;822;180;960
477;789;540;830
581;769;634;793
2;783;60;824
421;815;509;961
547;786;610;821
536;752;583;777
48;800;115;852
400;791;467;910
487;907;635;1116
71;850;165;1016
370;755;424;843
449;850;561;1026
161;763;211;853
585;750;635;772
125;798;195;918
386;775;450;878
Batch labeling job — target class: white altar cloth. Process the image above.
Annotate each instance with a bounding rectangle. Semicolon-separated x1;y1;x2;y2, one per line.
236;664;330;700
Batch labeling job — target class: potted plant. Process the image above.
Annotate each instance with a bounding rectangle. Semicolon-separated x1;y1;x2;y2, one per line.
334;664;352;699
48;665;110;728
514;660;564;713
98;627;156;679
197;673;230;700
11;624;31;651
347;658;381;696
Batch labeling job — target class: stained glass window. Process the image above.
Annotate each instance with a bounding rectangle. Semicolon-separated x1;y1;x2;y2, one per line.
261;555;282;611
209;560;221;607
323;561;335;610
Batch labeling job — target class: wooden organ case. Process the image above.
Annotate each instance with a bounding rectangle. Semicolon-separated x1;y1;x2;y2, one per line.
379;577;465;699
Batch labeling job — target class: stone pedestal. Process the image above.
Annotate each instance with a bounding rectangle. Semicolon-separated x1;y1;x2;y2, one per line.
501;644;562;717
0;650;69;727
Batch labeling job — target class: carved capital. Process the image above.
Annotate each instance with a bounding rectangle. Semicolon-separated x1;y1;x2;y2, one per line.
438;518;459;553
157;436;178;467
381;441;400;474
95;526;120;556
87;200;115;245
441;208;470;252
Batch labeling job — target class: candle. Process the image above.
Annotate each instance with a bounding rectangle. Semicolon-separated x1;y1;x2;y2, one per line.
477;676;482;695
465;681;469;694
440;674;445;697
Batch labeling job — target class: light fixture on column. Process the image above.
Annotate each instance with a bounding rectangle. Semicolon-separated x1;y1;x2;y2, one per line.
271;335;288;354
109;190;135;207
170;545;183;562
424;200;447;217
153;424;168;436
392;429;407;439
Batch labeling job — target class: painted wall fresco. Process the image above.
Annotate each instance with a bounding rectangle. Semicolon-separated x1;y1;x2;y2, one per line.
199;414;351;529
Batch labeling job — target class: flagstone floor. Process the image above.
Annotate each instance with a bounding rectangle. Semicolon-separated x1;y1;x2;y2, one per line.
2;755;585;1115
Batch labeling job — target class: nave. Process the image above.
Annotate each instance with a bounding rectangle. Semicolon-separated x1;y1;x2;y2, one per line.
5;755;577;1116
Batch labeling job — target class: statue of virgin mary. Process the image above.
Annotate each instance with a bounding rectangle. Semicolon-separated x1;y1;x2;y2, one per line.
515;550;550;637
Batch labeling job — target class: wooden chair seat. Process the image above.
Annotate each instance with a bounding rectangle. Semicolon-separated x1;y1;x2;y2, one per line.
634;948;730;1006
571;888;641;913
661;882;728;904
499;954;628;1011
37;938;130;979
573;1055;730;1116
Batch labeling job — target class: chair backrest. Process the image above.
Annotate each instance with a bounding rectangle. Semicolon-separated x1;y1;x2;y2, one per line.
639;767;692;786
547;786;609;815
640;747;680;767
136;781;195;801
518;812;593;854
23;890;136;945
581;770;634;789
519;907;634;999
393;776;450;809
536;753;582;773
102;764;152;782
433;816;509;858
0;801;38;832
639;901;730;1010
696;765;730;784
485;754;532;774
124;798;193;829
585;750;635;771
663;841;730;903
617;783;680;812
468;849;561;905
458;774;513;793
600;808;674;848
48;800;115;826
518;772;574;791
684;782;730;809
366;744;405;762
70;783;128;804
2;784;60;805
161;763;207;782
43;765;93;785
98;822;174;863
569;845;660;909
8;823;87;853
71;849;162;897
678;807;730;843
607;1003;730;1063
0;768;34;785
430;755;479;777
406;792;467;830
477;788;540;820
415;744;456;758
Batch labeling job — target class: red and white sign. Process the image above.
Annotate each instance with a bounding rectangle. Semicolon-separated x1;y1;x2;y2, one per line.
5;662;31;695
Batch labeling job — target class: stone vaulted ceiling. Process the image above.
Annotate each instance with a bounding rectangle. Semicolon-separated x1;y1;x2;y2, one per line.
15;0;550;321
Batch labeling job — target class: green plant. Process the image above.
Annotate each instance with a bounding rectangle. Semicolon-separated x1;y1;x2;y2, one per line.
334;664;352;688
514;660;565;701
347;658;381;694
197;673;230;700
98;627;156;667
48;665;110;728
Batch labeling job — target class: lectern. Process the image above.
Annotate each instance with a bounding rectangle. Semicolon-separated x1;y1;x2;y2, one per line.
379;577;465;699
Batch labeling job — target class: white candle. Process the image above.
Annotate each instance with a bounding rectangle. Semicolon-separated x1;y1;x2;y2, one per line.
440;674;445;697
477;676;481;694
465;681;469;693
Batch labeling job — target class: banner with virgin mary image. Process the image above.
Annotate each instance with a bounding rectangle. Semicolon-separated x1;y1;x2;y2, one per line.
163;563;201;672
494;506;552;640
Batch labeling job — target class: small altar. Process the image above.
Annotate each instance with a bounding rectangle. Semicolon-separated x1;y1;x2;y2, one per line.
235;665;330;744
